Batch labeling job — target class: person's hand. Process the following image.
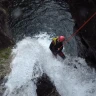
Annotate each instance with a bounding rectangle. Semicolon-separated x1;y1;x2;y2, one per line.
56;50;60;53
58;48;60;51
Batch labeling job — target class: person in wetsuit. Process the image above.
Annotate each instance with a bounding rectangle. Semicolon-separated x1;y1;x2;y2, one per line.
49;36;66;59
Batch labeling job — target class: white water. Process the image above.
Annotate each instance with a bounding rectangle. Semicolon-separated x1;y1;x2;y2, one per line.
3;33;96;96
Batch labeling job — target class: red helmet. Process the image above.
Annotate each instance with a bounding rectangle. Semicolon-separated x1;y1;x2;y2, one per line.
58;36;65;42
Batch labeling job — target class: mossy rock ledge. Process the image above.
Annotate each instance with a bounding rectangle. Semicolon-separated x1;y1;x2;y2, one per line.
0;46;12;95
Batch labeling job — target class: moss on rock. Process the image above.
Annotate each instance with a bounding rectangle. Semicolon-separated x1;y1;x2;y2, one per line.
0;46;12;80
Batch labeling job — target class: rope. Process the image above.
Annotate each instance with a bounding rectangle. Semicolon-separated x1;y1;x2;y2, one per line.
64;12;96;45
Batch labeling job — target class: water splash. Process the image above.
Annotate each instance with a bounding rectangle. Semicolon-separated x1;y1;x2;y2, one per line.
3;33;96;96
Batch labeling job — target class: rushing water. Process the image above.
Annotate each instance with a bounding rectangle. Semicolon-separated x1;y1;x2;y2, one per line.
3;0;96;96
3;33;96;96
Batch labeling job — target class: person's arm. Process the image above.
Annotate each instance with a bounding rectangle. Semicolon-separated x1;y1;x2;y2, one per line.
49;41;58;55
58;46;63;51
57;44;63;52
49;41;55;51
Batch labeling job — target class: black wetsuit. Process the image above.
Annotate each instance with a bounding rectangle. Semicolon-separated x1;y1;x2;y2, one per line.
49;39;65;59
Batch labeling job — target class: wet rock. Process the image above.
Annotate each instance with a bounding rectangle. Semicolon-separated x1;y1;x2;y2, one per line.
36;73;60;96
0;6;14;48
65;0;96;68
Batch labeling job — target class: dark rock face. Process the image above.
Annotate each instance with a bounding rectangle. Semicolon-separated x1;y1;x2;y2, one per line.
65;0;96;68
0;2;14;48
36;74;60;96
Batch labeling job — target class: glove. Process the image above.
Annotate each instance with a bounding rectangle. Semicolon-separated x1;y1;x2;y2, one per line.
56;49;61;53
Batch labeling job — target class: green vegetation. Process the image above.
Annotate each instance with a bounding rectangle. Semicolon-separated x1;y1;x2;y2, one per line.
0;47;12;79
0;47;11;62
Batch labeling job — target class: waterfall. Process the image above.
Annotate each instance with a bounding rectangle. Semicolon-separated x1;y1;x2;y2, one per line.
3;33;96;96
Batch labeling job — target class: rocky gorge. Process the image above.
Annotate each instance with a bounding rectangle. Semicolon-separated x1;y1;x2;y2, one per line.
0;0;96;96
